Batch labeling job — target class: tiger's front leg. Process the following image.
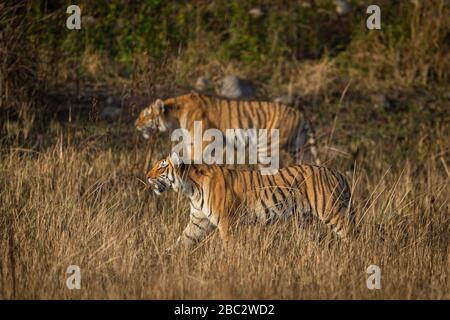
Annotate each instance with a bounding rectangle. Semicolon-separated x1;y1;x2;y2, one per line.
169;208;216;251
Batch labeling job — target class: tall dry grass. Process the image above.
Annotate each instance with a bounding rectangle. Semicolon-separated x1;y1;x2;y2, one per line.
0;121;448;299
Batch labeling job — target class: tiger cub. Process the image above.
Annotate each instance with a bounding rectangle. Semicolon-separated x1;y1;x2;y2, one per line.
135;92;320;165
147;153;356;251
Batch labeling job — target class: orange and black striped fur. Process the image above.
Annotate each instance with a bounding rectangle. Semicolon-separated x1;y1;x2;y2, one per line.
135;92;319;165
147;153;356;251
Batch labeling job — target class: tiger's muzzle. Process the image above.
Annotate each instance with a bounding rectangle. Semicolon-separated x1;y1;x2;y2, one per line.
137;126;157;139
148;178;168;195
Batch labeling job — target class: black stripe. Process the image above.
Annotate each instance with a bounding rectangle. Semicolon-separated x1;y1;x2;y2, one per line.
278;171;294;202
246;101;255;127
283;167;297;185
235;100;243;128
199;186;205;210
256;171;271;208
192;221;207;231
288;166;303;190
296;166;312;207
216;214;220;226
319;167;327;213
252;171;259;194
189;200;201;211
322;168;334;192
258;101;266;126
254;101;262;127
242;171;250;194
262;175;272;201
197;93;208;106
247;171;253;193
278;169;292;186
267;174;284;211
309;166;319;215
271;192;280;211
265;102;272;127
331;170;345;200
226;99;232;127
259;187;272;216
184;233;197;242
276;182;289;202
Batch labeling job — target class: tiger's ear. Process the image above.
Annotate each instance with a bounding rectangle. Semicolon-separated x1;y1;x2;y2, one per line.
170;152;183;167
154;99;165;113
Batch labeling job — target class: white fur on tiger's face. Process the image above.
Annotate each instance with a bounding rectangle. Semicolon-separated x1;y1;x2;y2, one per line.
135;99;173;139
147;153;188;195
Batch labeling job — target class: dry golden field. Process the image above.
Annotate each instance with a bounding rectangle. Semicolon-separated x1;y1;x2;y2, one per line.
0;111;448;299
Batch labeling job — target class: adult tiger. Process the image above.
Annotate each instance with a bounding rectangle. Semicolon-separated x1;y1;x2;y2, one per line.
135;92;320;165
147;153;356;251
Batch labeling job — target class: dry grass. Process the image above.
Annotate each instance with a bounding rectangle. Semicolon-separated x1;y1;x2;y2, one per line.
0;121;448;300
344;1;449;91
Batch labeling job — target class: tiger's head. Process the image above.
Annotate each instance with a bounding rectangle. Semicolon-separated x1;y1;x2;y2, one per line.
147;153;187;195
135;99;177;139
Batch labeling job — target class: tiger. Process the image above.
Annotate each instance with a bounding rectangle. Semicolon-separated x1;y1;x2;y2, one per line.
147;152;357;251
135;92;320;165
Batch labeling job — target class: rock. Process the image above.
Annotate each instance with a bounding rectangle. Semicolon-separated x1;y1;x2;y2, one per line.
101;106;122;121
106;96;115;105
299;0;314;8
248;8;264;18
215;75;256;100
334;0;351;16
194;76;211;92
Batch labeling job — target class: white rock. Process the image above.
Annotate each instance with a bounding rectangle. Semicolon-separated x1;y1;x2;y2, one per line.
249;8;264;18
334;0;351;15
215;75;256;100
106;96;115;105
101;106;122;121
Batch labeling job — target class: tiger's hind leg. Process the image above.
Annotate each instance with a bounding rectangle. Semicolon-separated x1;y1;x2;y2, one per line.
211;203;236;255
217;217;234;254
